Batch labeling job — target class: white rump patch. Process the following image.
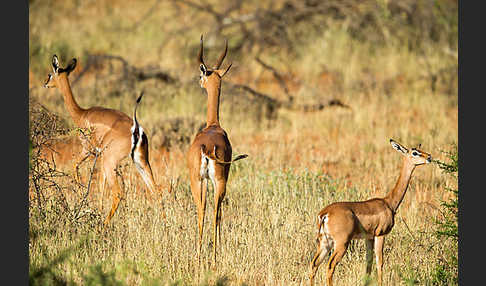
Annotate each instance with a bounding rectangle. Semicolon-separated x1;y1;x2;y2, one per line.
200;150;208;179
200;150;217;190
319;214;329;235
317;214;334;250
130;124;143;147
130;123;145;155
130;124;154;192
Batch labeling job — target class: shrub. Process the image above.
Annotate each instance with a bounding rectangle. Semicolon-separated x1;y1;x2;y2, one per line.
432;143;458;285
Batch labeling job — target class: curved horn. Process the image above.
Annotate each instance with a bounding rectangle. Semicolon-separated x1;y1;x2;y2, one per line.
198;34;205;67
214;39;228;69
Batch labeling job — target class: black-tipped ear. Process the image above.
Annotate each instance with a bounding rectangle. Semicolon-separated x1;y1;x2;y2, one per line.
43;73;53;88
52;55;60;73
390;139;408;154
199;63;207;75
65;58;77;75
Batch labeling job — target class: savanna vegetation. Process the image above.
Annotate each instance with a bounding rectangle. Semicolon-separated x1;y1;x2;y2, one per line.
29;0;458;285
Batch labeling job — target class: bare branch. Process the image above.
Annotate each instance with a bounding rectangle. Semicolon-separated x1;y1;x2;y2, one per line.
228;82;351;114
228;83;281;107
125;0;163;32
71;54;176;87
73;147;101;221
255;57;292;102
171;0;223;20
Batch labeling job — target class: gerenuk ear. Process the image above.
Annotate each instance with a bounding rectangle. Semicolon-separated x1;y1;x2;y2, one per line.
43;73;55;88
64;58;77;75
199;63;207;75
52;54;60;74
390;139;408;155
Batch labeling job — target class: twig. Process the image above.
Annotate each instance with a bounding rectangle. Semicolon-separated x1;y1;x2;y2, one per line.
71;53;175;87
171;0;223;20
291;99;352;112
74;147;101;221
228;82;351;113
255;56;293;102
399;217;417;242
32;171;45;218
228;82;281;107
125;0;162;32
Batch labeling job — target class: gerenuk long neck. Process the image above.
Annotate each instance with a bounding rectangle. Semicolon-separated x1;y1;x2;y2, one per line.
57;74;86;127
383;158;416;212
205;79;221;127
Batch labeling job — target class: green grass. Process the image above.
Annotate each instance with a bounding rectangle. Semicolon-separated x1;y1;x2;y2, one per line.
29;0;457;285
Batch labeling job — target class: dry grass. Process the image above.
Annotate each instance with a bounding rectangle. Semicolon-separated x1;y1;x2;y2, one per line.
29;1;457;285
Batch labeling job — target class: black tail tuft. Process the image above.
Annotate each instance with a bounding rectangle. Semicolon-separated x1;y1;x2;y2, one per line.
136;91;144;104
233;154;248;161
133;91;145;123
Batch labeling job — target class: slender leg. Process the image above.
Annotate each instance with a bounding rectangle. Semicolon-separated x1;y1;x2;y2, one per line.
326;242;348;286
309;234;333;286
100;143;128;227
215;197;223;258
99;168;107;209
190;176;207;267
365;238;374;275
374;236;385;286
103;168;122;226
213;180;226;266
217;204;222;252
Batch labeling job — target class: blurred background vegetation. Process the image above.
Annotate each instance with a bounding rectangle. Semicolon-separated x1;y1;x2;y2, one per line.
29;0;458;285
29;0;458;155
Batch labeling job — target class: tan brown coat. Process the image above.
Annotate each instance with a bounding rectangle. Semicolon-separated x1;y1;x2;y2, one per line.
309;139;432;286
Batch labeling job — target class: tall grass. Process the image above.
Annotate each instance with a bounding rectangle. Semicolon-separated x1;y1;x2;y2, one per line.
29;0;457;285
